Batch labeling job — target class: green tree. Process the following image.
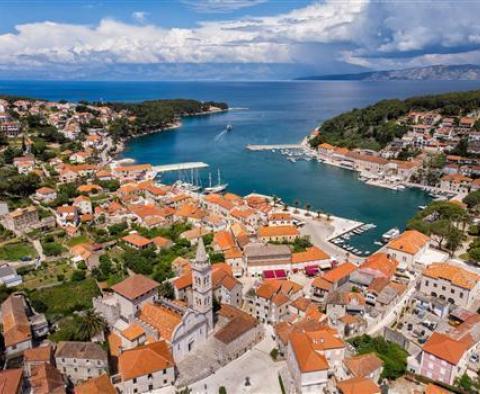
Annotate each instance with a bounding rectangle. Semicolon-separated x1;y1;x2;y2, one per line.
75;310;107;341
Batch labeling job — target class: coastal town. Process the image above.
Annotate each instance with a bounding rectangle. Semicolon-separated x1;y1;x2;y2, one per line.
0;93;480;394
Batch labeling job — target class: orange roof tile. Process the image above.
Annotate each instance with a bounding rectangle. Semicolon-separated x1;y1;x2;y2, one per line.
387;230;429;255
423;332;472;364
111;274;159;300
75;374;115;394
213;230;236;251
119;341;174;381
322;262;356;284
1;295;31;348
292;246;330;264
122;233;152;248
121;324;145;341
337;377;380;394
343;353;384;378
423;263;480;290
360;253;398;279
258;225;299;238
138;304;182;341
0;369;23;394
289;331;329;372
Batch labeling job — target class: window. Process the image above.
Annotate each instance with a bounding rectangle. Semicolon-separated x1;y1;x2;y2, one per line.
433;283;437;288
163;369;167;374
148;374;153;379
133;378;137;384
451;289;455;294
460;292;464;298
442;286;446;291
424;280;429;286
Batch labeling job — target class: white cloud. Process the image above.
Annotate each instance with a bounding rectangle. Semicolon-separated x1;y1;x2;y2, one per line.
181;0;268;13
132;11;148;24
1;0;480;77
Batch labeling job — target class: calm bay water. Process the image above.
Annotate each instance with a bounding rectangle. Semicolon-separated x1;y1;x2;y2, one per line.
3;79;480;252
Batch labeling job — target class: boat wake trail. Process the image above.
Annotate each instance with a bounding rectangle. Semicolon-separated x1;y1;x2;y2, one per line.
214;129;227;142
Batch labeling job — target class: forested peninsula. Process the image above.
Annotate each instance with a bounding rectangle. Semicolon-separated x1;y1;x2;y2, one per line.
309;90;480;150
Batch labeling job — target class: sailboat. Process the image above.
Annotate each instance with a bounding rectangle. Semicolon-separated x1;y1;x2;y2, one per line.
204;169;228;193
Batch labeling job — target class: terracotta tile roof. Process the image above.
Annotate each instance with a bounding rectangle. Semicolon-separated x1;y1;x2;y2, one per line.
77;184;102;193
0;369;23;394
292;246;330;263
311;276;332;291
213;230;236;251
1;295;31;348
75;374;115;394
121;324;145;341
138;303;182;341
423;332;472;364
119;341;174;381
322;262;356;284
111;274;159;300
24;345;52;363
258;225;299;237
387;230;430;255
290;297;312;312
175;203;207;220
107;332;121;357
204;194;234;210
423;263;480;290
224;246;243;259
343;353;383;377
36;187;56;195
230;207;256;220
424;384;451;394
305;328;345;351
122;233;152;248
114;164;152;173
151;236;173;249
30;364;65;394
337;377;380;394
269;212;292;221
255;279;302;300
289;331;329;372
214;305;257;344
359;253;398;279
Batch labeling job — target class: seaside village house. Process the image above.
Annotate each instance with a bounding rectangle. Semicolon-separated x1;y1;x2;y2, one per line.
419;263;480;308
408;312;480;385
1;294;49;359
55;341;109;384
94;239;214;364
385;230;430;271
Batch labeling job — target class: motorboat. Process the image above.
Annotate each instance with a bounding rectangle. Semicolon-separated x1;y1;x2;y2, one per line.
382;228;400;243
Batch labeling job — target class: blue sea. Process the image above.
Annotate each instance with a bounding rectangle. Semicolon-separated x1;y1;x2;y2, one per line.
2;79;480;253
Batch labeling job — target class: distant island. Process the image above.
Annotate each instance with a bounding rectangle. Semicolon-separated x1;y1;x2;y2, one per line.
297;64;480;81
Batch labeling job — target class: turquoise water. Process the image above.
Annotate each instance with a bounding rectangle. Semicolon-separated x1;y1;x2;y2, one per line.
2;80;480;252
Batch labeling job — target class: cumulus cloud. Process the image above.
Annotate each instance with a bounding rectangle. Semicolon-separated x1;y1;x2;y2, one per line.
1;0;480;78
181;0;268;13
132;11;148;24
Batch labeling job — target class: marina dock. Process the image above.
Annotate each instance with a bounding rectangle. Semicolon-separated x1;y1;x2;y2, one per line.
152;162;209;174
246;144;304;151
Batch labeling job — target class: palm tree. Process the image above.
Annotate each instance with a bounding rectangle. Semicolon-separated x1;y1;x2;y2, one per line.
294;200;300;214
75;310;107;341
304;204;311;216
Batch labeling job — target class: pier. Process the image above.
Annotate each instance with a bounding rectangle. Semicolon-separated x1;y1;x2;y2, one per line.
246;144;304;151
152;162;209;174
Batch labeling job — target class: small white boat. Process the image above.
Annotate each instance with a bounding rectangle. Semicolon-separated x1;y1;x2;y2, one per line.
204;169;228;194
382;228;400;243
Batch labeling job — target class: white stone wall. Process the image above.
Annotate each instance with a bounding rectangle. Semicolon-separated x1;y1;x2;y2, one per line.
117;367;175;394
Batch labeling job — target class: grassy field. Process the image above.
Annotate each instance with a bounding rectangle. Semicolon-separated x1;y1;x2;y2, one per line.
0;241;37;261
22;259;75;289
66;234;91;247
28;278;100;319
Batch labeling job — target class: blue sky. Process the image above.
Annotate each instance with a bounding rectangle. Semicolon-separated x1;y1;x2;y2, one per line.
1;0;479;80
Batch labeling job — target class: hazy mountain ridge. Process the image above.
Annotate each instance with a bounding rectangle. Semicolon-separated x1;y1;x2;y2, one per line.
297;64;480;81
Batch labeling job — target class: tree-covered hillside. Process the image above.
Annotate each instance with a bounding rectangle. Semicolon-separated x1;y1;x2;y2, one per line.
106;99;228;139
309;90;480;150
